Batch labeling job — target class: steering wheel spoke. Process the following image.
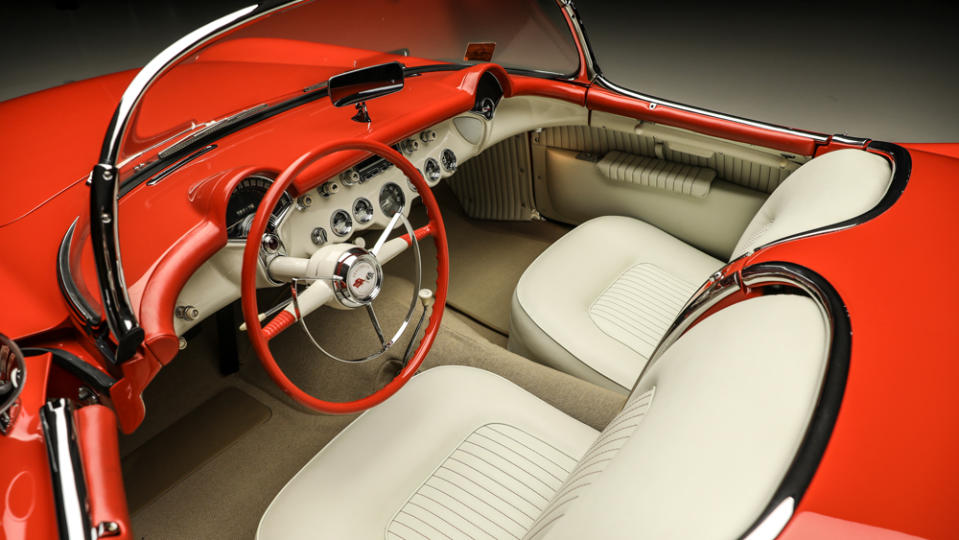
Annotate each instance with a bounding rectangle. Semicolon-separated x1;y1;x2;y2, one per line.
375;224;434;266
258;279;334;340
366;304;388;348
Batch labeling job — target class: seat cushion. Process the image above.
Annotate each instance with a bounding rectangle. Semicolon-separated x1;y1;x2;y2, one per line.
509;216;723;390
256;366;598;540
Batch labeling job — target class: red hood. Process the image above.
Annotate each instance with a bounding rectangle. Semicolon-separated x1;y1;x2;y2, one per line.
0;70;136;228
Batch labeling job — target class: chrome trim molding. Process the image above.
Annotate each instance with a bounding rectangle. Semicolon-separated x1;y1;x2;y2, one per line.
741;141;910;255
642;262;851;540
40;399;95;540
595;76;830;144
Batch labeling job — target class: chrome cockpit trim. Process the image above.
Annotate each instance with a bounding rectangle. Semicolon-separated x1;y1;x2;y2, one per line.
594;76;830;144
640;262;851;540
40;399;95;540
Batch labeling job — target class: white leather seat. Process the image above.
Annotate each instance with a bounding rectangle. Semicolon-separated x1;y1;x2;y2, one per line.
258;294;828;539
510;148;891;390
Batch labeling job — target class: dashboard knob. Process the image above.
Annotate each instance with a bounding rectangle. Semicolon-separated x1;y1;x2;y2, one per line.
320;181;340;197
401;138;420;155
339;169;360;186
175;305;200;321
419;130;437;143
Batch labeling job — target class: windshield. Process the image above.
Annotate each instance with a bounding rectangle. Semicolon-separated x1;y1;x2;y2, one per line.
116;0;579;169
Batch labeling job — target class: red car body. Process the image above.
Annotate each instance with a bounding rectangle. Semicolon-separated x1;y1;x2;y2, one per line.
0;1;957;538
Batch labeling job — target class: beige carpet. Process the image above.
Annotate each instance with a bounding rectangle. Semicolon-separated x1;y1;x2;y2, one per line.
388;183;570;334
122;387;270;513
127;276;623;539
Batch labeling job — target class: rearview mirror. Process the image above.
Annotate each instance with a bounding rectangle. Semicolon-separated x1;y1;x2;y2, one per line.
328;62;404;108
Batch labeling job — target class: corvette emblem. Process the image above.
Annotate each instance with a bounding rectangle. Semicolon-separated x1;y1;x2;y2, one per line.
353;277;366;289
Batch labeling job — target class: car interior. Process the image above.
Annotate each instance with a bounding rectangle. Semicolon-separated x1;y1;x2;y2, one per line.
116;69;894;538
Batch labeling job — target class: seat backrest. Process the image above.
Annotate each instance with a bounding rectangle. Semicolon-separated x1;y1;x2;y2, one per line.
730;148;891;260
526;294;828;540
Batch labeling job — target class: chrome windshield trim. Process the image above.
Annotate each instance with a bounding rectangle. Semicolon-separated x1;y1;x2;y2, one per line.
40;399;94;540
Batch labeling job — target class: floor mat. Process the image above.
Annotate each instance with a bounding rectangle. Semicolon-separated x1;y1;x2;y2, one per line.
122;387;271;513
390;183;569;334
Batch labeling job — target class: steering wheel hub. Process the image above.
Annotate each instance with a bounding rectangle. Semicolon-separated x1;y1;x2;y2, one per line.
333;247;383;308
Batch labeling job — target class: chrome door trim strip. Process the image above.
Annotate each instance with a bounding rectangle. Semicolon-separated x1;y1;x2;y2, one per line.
594;75;830;144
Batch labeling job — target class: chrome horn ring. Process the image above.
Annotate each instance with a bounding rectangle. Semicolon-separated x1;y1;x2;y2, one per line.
295;212;422;363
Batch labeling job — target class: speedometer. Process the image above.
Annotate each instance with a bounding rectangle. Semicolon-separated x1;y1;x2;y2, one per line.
225;175;292;240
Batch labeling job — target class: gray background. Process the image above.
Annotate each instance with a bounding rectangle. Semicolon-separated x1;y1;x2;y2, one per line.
2;1;956;142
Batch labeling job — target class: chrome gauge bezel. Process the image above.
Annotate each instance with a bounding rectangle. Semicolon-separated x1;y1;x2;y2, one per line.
441;149;457;172
225;174;294;241
352;197;374;224
330;209;353;237
379;182;406;217
424;157;441;184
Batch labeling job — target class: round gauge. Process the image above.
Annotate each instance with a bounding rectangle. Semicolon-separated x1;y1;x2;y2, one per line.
226;175;292;239
424;157;441;184
353;197;374;224
441;149;457;172
330;209;353;237
479;97;496;120
379;183;406;217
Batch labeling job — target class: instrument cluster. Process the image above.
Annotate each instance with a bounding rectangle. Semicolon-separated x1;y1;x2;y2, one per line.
272;119;475;260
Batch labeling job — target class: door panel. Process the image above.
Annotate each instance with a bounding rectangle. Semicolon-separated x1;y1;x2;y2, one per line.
534;147;766;258
530;116;810;259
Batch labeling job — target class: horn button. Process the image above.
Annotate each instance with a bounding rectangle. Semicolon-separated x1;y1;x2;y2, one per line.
332;247;383;308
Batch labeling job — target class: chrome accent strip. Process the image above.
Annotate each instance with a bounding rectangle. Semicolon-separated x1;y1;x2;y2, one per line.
831;133;870;147
595;75;830;144
144;144;218;187
743;498;795;540
157;104;267;160
739;141;909;256
640;262;850;540
40;399;95;540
